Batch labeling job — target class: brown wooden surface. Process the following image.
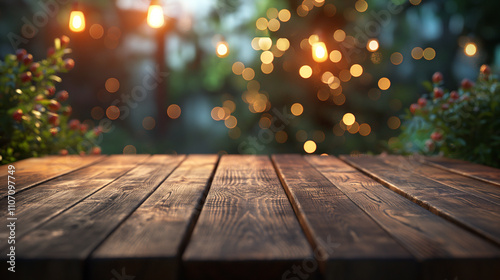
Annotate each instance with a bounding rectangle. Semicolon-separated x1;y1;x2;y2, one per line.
1;154;499;280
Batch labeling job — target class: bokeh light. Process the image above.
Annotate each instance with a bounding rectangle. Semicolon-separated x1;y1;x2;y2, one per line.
350;64;363;77
291;103;304;116
142;116;156;130
378;77;391;90
343;113;355;126
167;104;181;119
303;140;317;153
299;65;313;78
464;42;477;56
106;106;120;120
105;78;120;93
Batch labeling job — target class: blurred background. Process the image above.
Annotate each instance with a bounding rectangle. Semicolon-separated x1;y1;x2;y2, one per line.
1;0;499;155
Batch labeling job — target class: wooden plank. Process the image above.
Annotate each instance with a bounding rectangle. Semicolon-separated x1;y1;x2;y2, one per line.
183;155;313;280
341;155;500;247
1;155;185;280
424;156;500;186
0;155;149;243
89;155;219;280
0;155;104;197
273;155;416;280
308;155;500;280
388;155;500;206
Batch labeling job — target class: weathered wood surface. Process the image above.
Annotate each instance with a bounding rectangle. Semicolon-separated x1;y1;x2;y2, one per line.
1;154;499;280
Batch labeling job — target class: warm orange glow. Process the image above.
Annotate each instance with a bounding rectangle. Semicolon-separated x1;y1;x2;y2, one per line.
342;113;355;126
167;104;181;119
303;140;317;153
350;64;363;77
312;42;328;62
69;11;85;32
299;65;313;79
464;43;477;56
147;4;165;28
367;39;379;52
216;41;229;57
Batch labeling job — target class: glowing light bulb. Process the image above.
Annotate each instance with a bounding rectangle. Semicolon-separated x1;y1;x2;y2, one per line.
147;1;165;28
69;10;85;32
464;42;477;57
312;42;328;63
216;41;229;57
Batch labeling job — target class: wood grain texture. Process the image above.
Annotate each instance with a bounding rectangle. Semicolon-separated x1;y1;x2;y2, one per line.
0;155;149;243
387;155;500;206
89;155;219;280
183;155;313;280
424;156;500;186
341;155;500;247
2;155;185;280
273;155;416;280
308;155;500;280
0;155;104;197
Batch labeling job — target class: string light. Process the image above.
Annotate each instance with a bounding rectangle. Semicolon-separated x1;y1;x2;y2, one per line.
69;2;86;32
312;42;328;62
147;0;165;28
216;41;229;57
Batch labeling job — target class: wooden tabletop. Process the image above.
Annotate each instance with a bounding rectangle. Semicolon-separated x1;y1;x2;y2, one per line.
1;154;499;280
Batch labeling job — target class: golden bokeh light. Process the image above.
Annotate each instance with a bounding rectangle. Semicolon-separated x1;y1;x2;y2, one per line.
291;103;304;116
69;10;86;32
224;116;237;129
312;42;328;62
276;38;290;51
232;62;245;75
89;24;104;39
211;107;223;121
261;63;274;74
367;39;379;52
359;123;371;136
321;71;334;84
390;52;403;65
339;69;351;82
258;37;272;51
275;130;288;143
106;105;120;120
147;4;164;28
303;140;317;154
123;145;137;154
333;29;346;42
278;9;291;22
216;41;229;57
329;50;342;63
355;0;368;12
410;0;422;5
268;18;280;32
260;51;274;64
464;42;477;56
299;65;313;79
387;116;401;130
242;68;256;81
167;104;181;119
259;116;272;129
223;100;236;113
142;116;156;130
378;77;391;90
348;122;360;134
267;8;278;19
105;78;120;93
350;64;363;77
423;47;436;60
342;113;355;126
411;47;424;59
256;17;268;30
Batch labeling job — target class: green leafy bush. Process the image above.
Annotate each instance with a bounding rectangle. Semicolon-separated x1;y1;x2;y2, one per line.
0;36;101;164
390;65;500;167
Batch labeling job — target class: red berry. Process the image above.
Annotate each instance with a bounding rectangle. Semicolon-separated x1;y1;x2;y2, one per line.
50;127;58;136
16;49;27;61
29;62;40;73
60;149;69;156
417;97;427;107
69;119;80;130
480;64;491;76
441;103;449;110
47;47;55;57
12;109;23;122
22;54;33;65
64;58;75;70
433;87;444;99
461;79;474;90
410;103;420;114
20;72;32;83
449;91;459;101
432;72;443;83
61;35;70;47
91;147;102;155
431;131;443;142
80;123;88;133
63;105;72;116
48;112;59;126
56;90;69;102
48;100;61;112
46;86;56;97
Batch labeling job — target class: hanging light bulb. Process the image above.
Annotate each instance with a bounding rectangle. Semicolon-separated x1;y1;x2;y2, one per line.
312;42;328;63
69;2;85;32
147;0;165;28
